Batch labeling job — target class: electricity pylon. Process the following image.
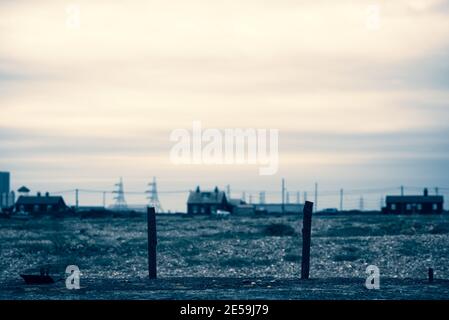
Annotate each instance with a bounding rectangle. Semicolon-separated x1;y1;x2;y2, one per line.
146;177;164;213
113;177;128;211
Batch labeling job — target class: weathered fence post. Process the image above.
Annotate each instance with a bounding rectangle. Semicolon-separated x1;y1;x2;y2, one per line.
428;268;434;283
147;207;157;279
301;201;313;280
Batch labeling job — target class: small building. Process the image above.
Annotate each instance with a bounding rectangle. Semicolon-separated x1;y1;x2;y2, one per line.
187;186;230;215
382;188;444;214
15;192;69;214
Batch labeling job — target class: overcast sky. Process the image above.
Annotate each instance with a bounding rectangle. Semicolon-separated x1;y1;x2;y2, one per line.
1;0;449;211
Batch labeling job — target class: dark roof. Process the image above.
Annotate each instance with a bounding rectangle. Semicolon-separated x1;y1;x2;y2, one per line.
187;189;227;205
386;195;444;204
18;186;30;193
16;195;67;206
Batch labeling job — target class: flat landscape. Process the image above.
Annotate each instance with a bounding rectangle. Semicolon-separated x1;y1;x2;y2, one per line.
1;213;449;299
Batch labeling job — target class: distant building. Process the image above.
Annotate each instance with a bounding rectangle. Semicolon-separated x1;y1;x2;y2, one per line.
254;203;304;214
382;188;444;214
0;172;14;209
0;172;10;194
15;192;69;214
187;186;231;215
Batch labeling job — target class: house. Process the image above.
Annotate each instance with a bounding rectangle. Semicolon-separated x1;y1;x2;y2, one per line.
382;188;444;214
187;186;230;215
15;192;70;214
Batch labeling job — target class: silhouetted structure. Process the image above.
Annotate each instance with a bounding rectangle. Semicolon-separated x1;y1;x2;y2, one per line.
187;186;230;215
112;177;128;211
18;186;30;195
0;172;15;209
0;172;10;194
146;177;164;213
382;188;444;214
15;192;69;214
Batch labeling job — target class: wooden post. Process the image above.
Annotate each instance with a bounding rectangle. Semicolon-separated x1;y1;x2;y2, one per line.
428;268;434;282
147;207;157;279
301;201;313;280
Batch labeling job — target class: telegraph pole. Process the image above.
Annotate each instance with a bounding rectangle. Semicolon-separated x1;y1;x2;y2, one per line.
259;191;266;204
282;178;285;214
75;189;79;211
339;188;343;212
314;182;318;212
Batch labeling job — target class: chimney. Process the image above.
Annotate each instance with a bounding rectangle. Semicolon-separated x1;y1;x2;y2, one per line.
424;188;429;197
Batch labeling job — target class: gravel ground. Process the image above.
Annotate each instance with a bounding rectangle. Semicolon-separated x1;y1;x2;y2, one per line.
1;213;449;299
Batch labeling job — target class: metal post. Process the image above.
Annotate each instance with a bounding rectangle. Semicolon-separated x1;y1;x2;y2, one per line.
301;201;313;279
75;189;79;211
147;207;157;279
282;179;285;214
340;188;343;211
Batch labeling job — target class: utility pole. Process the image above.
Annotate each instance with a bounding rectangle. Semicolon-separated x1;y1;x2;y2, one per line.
380;196;384;210
259;191;266;204
435;187;439;195
286;191;290;204
339;188;343;211
282;178;285;214
296;191;300;204
314;182;318;212
75;189;79;211
401;185;404;196
242;191;246;203
359;196;364;211
102;191;106;208
226;185;231;198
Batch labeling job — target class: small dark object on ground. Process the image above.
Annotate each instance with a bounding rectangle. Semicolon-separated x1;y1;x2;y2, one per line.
20;268;55;285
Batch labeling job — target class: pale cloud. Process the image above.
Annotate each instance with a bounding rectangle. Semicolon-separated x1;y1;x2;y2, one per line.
1;0;449;210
